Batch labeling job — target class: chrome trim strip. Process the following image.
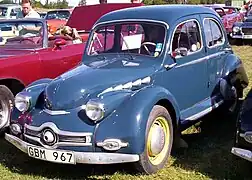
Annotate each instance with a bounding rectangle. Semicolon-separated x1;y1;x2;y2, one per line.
185;100;224;121
5;133;139;164
25;83;48;91
25;122;92;137
24;134;92;149
176;51;225;68
231;147;252;162
43;109;70;115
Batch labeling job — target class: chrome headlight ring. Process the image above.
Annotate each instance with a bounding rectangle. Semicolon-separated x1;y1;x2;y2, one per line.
233;26;240;33
14;93;31;112
85;100;105;122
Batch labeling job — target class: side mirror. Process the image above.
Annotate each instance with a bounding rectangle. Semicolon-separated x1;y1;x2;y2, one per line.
53;39;66;50
54;38;66;47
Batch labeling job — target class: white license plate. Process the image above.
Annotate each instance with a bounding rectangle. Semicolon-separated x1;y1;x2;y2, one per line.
27;146;75;164
243;35;252;39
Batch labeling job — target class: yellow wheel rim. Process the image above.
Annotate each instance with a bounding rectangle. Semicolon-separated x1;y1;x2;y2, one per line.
147;116;170;166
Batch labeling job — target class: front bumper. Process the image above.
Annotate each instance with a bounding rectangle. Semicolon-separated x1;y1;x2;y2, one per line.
230;33;252;39
5;133;139;164
231;147;252;162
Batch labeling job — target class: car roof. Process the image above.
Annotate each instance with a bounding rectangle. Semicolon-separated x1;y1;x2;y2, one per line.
97;5;217;28
0;4;21;8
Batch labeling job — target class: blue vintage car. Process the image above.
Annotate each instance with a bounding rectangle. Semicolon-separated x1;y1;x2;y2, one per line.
230;10;252;43
231;88;252;161
5;5;249;174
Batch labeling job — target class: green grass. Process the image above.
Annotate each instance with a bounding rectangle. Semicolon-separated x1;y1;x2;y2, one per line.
1;46;252;179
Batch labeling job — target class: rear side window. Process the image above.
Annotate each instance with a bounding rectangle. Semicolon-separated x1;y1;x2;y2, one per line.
171;19;202;57
203;18;224;47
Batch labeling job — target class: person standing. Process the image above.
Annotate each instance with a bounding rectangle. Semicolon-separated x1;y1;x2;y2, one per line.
17;0;40;18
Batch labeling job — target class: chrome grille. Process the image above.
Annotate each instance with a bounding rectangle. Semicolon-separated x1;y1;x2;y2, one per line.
242;28;252;35
24;122;92;149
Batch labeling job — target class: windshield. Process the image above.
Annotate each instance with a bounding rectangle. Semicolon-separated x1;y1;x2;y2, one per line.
215;8;226;17
0;7;7;17
0;21;43;49
46;11;70;20
223;7;236;14
87;22;166;57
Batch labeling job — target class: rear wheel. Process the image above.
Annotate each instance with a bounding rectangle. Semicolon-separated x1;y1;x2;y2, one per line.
0;85;14;135
134;105;173;174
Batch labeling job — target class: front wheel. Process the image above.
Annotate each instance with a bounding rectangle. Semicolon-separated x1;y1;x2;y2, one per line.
134;105;173;174
0;85;14;135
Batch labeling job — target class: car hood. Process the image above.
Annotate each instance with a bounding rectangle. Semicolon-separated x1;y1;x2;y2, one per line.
44;56;159;110
0;48;34;59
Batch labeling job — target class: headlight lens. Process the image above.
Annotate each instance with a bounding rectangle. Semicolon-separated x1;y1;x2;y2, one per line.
85;100;105;121
14;93;31;112
233;26;240;33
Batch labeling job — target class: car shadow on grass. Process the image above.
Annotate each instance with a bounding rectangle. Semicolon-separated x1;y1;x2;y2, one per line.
1;103;252;179
171;103;252;179
0;138;137;179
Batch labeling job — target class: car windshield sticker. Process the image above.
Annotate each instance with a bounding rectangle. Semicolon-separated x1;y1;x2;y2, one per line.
122;34;142;50
154;52;159;57
155;43;163;52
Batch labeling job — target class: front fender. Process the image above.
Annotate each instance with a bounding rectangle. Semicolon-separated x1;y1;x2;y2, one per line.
25;78;52;91
11;78;52;119
94;85;180;154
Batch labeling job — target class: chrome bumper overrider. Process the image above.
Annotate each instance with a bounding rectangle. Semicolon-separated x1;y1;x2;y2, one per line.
231;147;252;162
5;133;140;164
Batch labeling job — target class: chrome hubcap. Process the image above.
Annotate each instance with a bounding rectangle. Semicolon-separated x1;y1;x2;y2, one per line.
0;99;9;129
149;123;166;156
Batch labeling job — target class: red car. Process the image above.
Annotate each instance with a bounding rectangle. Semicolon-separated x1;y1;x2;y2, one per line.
223;6;245;22
205;5;240;34
0;3;144;132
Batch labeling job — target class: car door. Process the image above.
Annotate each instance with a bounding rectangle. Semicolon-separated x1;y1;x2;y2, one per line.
200;14;227;97
163;16;209;119
38;42;84;79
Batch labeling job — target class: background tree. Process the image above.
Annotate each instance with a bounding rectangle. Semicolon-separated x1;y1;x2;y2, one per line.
78;0;86;6
0;0;13;4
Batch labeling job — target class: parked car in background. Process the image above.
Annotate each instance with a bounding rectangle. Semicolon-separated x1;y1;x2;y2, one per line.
223;6;245;22
5;5;248;175
0;18;86;132
39;12;47;19
231;88;252;162
0;4;21;19
45;9;73;33
230;9;252;43
205;5;240;34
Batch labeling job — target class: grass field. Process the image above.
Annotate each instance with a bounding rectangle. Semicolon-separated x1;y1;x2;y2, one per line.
0;46;252;180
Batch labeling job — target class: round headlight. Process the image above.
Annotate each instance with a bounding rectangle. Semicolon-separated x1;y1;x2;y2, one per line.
14;93;31;112
233;26;240;33
85;100;104;121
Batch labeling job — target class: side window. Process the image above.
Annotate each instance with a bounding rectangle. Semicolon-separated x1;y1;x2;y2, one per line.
172;20;202;57
203;19;224;47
